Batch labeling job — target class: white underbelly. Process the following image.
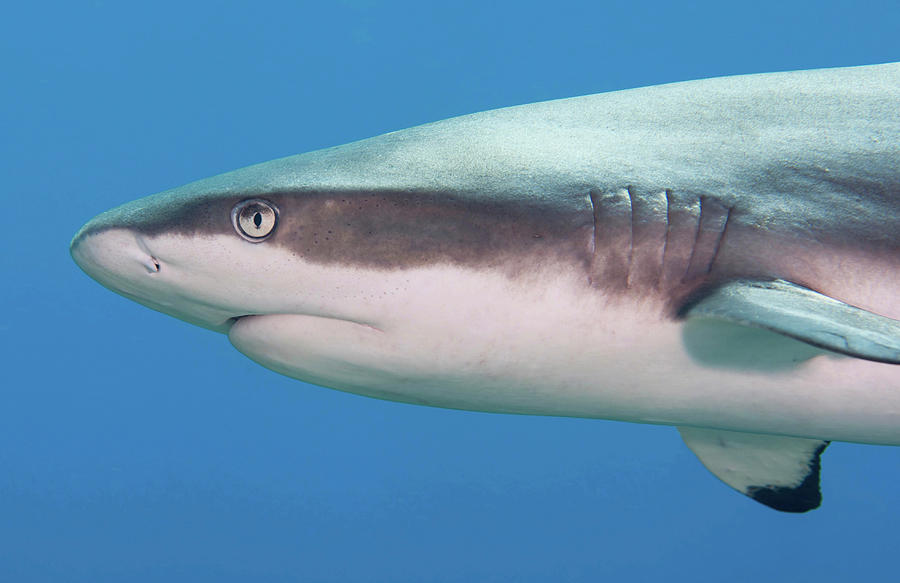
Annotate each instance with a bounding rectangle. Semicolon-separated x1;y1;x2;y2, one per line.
228;264;900;445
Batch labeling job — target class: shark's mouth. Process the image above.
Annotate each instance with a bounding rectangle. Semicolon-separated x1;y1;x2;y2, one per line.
225;313;383;335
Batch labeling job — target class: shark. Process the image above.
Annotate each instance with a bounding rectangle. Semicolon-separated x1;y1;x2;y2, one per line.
71;62;899;512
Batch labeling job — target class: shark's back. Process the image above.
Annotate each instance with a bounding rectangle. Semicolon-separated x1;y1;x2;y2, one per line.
204;63;899;246
276;62;899;299
290;63;898;194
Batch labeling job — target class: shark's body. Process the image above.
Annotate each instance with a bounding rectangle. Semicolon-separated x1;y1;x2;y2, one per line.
72;63;900;512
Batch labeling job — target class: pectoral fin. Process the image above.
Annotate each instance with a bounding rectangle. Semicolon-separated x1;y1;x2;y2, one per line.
679;426;828;512
680;279;900;364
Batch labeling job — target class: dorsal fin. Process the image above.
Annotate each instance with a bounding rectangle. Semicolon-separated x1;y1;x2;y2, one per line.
679;426;829;512
680;279;900;364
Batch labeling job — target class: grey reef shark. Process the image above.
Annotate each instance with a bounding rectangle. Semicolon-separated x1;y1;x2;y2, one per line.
71;62;899;512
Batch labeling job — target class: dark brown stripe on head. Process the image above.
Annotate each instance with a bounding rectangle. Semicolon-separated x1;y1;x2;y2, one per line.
129;189;597;274
271;190;595;272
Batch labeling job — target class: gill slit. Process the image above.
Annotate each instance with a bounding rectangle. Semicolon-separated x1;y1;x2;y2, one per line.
588;190;599;285
683;195;705;282
708;206;733;274
626;185;635;288
659;189;672;289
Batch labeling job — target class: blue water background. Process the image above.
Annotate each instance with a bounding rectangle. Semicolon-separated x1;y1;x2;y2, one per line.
2;1;898;581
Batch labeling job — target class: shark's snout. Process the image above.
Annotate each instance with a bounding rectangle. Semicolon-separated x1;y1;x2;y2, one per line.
70;213;261;334
70;226;161;284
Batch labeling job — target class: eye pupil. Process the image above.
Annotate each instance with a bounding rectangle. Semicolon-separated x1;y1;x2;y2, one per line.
232;199;278;242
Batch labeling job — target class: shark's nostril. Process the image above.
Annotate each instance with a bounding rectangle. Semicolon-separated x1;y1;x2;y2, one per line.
141;255;160;274
133;233;161;274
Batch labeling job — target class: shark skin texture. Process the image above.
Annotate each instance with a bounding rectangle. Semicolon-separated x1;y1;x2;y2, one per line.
71;62;900;512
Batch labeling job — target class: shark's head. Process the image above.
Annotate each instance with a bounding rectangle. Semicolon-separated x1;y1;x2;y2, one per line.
70;153;382;340
71;186;295;334
69;149;594;399
70;150;592;336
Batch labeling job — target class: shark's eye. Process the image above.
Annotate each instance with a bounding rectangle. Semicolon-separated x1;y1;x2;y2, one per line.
232;199;278;242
